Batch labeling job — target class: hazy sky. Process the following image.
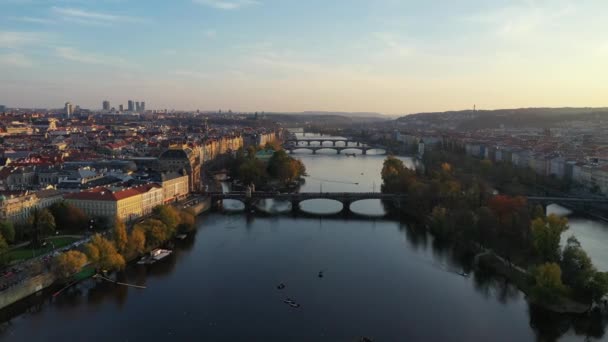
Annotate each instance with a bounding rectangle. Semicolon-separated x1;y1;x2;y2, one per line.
1;0;607;114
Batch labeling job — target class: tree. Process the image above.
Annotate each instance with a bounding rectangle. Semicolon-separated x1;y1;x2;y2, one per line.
178;210;196;233
113;217;128;253
561;236;607;302
0;221;15;244
52;250;88;280
49;201;89;232
532;263;566;303
153;205;180;233
428;206;453;239
381;156;416;193
28;208;56;247
267;150;306;185
85;234;125;271
0;234;8;266
137;219;170;249
127;227;146;256
531;214;569;262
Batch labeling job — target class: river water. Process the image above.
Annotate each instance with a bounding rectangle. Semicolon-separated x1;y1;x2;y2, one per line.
1;150;608;341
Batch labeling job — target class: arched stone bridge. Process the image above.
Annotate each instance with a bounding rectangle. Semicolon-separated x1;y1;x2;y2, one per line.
287;145;385;155
209;192;408;215
208;192;608;216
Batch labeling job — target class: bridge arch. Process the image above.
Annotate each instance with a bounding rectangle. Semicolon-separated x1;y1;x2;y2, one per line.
298;198;344;215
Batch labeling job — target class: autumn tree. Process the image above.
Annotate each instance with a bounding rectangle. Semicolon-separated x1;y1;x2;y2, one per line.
381;156;416;193
52;250;88;280
0;221;15;244
532;263;566;303
126;227;146;257
137;219;170;249
153;205;180;233
113;217;128;253
531;214;569;262
85;234;125;271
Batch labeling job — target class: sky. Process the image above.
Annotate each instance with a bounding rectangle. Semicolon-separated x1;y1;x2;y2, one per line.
1;0;607;115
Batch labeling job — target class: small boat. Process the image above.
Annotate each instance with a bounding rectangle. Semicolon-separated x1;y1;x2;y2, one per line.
318;271;324;278
277;283;286;290
289;303;301;308
284;298;295;304
176;234;188;240
137;249;173;265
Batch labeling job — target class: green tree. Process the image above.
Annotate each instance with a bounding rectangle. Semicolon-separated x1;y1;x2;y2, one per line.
28;208;56;247
49;201;89;232
85;234;125;271
0;221;15;244
561;236;607;302
153;205;180;233
0;234;8;266
52;250;88;280
532;263;566;303
428;206;453;239
113;217;128;253
531;214;569;262
178;210;196;233
137;219;170;249
239;158;268;187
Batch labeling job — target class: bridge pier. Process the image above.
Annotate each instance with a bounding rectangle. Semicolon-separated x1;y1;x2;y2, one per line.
341;200;352;216
290;200;300;215
362;148;367;155
312;149;316;154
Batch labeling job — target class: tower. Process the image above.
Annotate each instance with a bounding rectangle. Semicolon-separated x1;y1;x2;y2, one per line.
128;100;134;112
64;102;73;118
102;100;110;111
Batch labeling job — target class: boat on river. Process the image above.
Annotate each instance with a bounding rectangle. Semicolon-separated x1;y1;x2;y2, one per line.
137;249;173;265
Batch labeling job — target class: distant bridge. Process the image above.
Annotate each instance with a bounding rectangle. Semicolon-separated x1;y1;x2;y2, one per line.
208;192;608;216
284;137;386;155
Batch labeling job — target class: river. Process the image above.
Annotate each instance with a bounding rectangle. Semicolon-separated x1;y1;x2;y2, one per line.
1;149;608;341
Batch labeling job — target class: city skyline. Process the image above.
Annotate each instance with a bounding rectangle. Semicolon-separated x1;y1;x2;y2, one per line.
2;0;608;114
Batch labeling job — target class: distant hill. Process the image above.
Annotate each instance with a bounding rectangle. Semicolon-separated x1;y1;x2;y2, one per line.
298;111;389;119
396;107;608;130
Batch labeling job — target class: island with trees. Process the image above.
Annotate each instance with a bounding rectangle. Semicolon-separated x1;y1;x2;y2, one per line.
381;151;608;313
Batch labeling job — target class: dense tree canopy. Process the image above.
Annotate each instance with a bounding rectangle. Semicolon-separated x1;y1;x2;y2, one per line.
85;234;125;271
531;214;569;262
49;201;90;232
532;263;566;303
28;208;56;247
0;221;15;244
53;250;88;280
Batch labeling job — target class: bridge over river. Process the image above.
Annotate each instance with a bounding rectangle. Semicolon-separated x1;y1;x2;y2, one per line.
284;137;386;155
208;192;608;216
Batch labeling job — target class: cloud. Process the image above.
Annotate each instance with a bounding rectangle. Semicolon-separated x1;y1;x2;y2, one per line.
10;16;56;24
193;0;259;10
465;1;575;38
170;70;209;79
52;7;145;25
0;31;45;48
0;52;33;67
203;29;217;38
54;46;129;66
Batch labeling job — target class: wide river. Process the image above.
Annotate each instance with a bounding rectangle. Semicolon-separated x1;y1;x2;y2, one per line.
1;147;608;341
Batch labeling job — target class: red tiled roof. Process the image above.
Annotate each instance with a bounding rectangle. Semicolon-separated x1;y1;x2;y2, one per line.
64;187;142;201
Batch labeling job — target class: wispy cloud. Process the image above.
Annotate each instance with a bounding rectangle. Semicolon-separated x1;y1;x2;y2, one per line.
0;52;33;68
0;31;45;48
203;29;217;38
465;2;575;38
54;46;129;66
170;70;209;79
10;16;56;24
193;0;259;10
52;7;146;25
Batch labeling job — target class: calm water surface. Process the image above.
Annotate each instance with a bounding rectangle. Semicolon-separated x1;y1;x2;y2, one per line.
1;150;608;341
